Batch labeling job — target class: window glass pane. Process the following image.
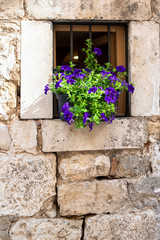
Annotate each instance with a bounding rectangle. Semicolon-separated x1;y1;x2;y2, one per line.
73;25;89;68
55;25;70;66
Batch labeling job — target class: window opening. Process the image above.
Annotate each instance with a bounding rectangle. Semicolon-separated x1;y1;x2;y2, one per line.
52;21;129;119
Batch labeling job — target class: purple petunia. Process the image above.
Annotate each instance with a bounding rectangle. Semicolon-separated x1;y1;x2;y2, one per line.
65;75;76;85
88;86;97;94
44;84;50;95
99;86;104;91
75;73;86;79
104;87;119;103
89;121;93;131
94;47;102;56
55;79;62;89
62;102;73;125
101;113;108;122
83;112;90;125
101;70;111;77
121;80;128;87
128;84;135;94
116;65;126;72
61;65;71;72
73;69;82;75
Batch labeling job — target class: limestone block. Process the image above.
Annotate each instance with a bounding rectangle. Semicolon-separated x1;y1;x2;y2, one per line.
21;21;53;119
42;118;148;152
0;153;56;216
129;22;160;116
84;211;160;240
0;0;24;19
150;143;160;177
58;153;110;182
128;177;160;211
151;0;160;23
0;124;11;150
0;80;16;121
26;0;151;20
113;152;150;178
0;216;17;240
10;218;83;240
10;121;37;154
58;180;133;216
0;22;20;82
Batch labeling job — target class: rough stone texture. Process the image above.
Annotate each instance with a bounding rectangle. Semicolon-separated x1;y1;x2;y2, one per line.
129;21;160;116
10;218;83;240
128;177;160;211
21;21;53;119
58;153;110;182
58;180;133;216
0;22;20;82
151;0;160;23
84;211;160;240
26;0;151;20
42;118;148;152
10;121;37;154
0;0;24;19
37;196;56;218
0;153;56;216
0;80;16;121
0;216;17;240
113;151;150;178
149;143;160;177
0;124;11;150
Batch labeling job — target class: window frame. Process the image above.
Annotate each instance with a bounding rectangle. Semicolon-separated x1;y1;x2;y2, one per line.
51;20;131;119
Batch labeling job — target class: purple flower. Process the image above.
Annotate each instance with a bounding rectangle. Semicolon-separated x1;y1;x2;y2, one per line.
109;75;116;84
101;113;108;122
61;65;71;72
99;86;104;91
55;79;62;89
44;84;49;95
73;69;82;75
121;81;128;87
101;70;111;77
83;112;90;125
89;121;93;131
116;65;126;72
85;68;92;73
65;75;76;85
62;102;73;125
62;102;70;112
128;84;135;94
75;73;86;79
105;87;119;103
88;86;97;94
94;47;102;56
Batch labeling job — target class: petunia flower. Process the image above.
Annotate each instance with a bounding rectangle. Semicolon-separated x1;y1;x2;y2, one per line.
83;112;90;125
88;86;97;94
116;65;126;72
94;47;102;56
44;84;50;95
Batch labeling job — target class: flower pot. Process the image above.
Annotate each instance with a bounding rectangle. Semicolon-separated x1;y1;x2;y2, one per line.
55;93;73;121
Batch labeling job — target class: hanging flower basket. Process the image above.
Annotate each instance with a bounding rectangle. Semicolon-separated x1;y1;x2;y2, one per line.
44;39;134;131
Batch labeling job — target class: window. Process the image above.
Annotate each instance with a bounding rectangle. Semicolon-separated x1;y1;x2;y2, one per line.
52;21;129;118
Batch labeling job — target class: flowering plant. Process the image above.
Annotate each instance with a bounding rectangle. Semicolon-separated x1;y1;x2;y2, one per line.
45;39;134;131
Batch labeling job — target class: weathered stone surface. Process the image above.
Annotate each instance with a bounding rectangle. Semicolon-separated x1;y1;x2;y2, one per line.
129;22;160;116
26;0;151;20
10;121;37;154
113;151;150;178
21;21;53;119
58;153;110;182
0;22;20;82
0;80;16;121
0;216;17;240
0;153;56;216
0;124;11;150
128;177;160;211
10;218;83;240
151;0;160;23
84;211;160;240
42;118;148;152
0;0;24;19
149;143;160;177
58;180;133;216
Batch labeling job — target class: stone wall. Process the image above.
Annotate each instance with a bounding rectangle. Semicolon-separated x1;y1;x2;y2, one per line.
0;0;160;239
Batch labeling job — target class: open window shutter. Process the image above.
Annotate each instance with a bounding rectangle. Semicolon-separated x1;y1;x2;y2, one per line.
21;21;53;119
